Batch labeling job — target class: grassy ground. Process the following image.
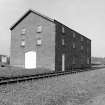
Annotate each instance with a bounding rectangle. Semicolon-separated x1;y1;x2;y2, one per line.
0;64;104;78
0;66;105;105
0;66;51;78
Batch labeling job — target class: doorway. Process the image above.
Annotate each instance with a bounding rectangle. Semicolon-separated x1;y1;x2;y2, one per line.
62;54;65;71
25;51;36;69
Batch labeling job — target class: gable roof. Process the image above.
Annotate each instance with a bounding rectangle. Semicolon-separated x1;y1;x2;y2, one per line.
10;9;54;30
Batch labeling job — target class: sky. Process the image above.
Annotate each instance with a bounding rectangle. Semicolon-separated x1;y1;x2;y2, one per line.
0;0;105;57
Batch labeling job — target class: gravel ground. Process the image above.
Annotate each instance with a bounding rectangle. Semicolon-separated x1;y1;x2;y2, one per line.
0;67;105;105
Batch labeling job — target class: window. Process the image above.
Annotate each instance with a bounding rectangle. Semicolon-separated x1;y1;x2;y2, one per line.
21;40;25;47
36;38;42;46
87;40;90;44
81;36;84;41
81;55;83;64
62;39;65;45
62;26;65;33
37;25;42;33
87;48;88;53
87;57;90;64
73;43;75;48
21;28;26;35
72;56;75;64
81;45;83;50
21;35;25;40
73;32;76;38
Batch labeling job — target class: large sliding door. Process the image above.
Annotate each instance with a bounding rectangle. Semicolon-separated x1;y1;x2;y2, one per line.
25;51;36;69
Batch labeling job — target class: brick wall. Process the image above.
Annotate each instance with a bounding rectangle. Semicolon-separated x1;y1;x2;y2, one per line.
54;20;91;71
10;12;55;70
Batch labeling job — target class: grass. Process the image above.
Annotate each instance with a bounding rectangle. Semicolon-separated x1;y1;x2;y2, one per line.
0;66;105;105
0;66;51;78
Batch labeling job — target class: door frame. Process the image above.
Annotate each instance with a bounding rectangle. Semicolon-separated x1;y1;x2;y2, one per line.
25;51;36;69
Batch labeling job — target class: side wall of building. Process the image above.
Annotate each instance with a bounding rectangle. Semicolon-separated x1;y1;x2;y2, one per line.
54;20;91;72
10;12;55;70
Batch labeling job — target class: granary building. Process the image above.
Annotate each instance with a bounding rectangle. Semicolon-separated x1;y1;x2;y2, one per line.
10;9;91;71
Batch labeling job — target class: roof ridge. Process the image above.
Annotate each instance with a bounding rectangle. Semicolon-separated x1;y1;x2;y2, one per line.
10;9;54;30
30;9;54;22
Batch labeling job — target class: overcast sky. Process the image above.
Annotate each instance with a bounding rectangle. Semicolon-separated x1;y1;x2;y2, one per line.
0;0;105;57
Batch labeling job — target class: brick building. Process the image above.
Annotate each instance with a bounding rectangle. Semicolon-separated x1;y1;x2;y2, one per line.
10;9;91;71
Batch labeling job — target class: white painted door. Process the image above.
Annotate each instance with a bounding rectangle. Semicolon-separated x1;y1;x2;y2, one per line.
25;51;36;69
62;54;65;71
